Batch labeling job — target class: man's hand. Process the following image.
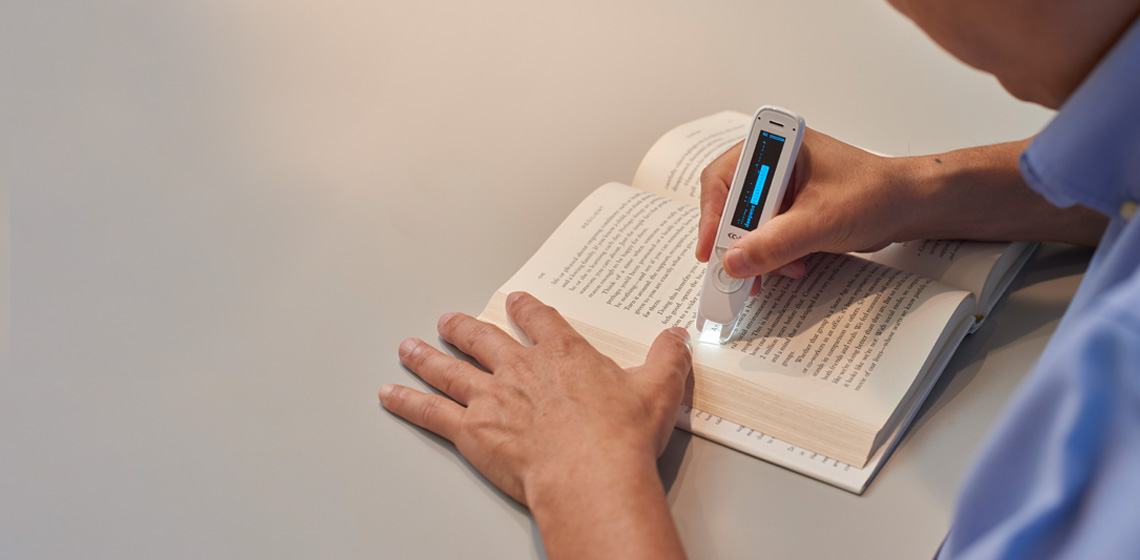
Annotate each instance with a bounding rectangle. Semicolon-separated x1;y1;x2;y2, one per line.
696;130;1106;288
380;291;690;559
696;129;908;289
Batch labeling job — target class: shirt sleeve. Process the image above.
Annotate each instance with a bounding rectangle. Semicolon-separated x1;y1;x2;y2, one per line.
939;265;1140;559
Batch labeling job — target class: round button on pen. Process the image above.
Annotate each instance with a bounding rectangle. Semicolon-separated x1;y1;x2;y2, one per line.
713;262;745;293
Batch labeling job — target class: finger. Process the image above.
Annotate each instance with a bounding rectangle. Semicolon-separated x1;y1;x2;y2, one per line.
504;291;581;346
749;258;806;296
696;141;744;263
723;209;834;278
779;258;808;279
398;338;484;405
379;384;464;442
637;327;692;386
436;312;519;370
855;241;891;253
632;328;693;456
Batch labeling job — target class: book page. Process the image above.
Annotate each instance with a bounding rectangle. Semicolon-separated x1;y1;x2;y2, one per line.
688;252;972;457
856;240;1035;319
680;299;973;494
631;111;750;207
479;182;974;465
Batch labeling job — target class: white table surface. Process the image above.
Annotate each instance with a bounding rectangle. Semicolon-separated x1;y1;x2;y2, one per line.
4;1;1088;558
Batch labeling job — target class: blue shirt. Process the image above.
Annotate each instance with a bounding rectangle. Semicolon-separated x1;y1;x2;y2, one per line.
939;19;1140;560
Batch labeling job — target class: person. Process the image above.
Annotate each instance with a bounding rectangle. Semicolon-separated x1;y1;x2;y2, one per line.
379;0;1140;557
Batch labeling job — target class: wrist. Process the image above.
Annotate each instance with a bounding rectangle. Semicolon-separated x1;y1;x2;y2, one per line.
524;441;656;514
884;146;1014;241
877;153;941;241
524;443;682;560
879;139;1106;245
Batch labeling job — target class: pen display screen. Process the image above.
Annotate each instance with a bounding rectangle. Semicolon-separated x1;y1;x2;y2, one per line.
731;130;785;231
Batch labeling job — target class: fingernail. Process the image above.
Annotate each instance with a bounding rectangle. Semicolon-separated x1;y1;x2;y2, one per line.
437;312;456;330
724;247;753;277
398;338;420;359
669;327;692;353
378;384;394;401
778;265;798;278
506;291;524;307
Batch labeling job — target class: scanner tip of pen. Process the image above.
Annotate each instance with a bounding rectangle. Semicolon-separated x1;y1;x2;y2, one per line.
699;322;727;345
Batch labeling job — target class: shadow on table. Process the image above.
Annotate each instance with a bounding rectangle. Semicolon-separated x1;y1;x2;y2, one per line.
657;427;692;494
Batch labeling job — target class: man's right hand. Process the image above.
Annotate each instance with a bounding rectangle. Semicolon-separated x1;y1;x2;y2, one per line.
696;128;921;286
698;129;1105;283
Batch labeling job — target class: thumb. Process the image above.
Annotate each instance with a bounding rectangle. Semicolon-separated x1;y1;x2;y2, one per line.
723;208;832;278
639;327;692;386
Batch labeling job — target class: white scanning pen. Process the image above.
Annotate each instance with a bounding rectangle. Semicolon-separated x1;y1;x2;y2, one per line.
695;106;805;344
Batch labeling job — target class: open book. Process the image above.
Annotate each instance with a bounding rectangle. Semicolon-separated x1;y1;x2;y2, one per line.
478;111;1035;494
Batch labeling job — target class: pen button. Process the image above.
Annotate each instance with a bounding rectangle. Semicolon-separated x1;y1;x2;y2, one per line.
712;262;745;293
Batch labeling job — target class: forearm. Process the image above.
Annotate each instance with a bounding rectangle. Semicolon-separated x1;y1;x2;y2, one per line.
895;139;1106;245
526;445;685;560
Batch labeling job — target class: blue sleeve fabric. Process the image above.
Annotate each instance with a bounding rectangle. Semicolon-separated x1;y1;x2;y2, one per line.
939;265;1140;558
1018;19;1140;218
